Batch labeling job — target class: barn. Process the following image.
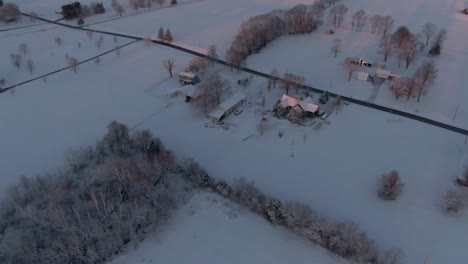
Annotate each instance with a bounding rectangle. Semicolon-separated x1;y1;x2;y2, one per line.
208;92;246;121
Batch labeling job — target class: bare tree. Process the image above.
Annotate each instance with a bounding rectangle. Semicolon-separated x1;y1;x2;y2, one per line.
351;9;367;31
188;57;209;72
390;77;414;100
96;39;103;49
330;38;341;57
330;4;348;27
378;36;393;61
164;29;174;42
270;68;279;89
68;57;79;72
115;46;121;56
86;30;94;39
162;59;175;78
380;16;394;37
210;74;228;105
340;58;359;81
94;56;101;64
392;26;411;48
257;116;267;136
378;170;403;200
421;22;436;47
414;61;437;102
207;45;218;67
157;0;166;8
334;95;344;114
430;28;447;54
26;59;34;74
143;35;152;46
18;43;28;55
399;34;419;68
282;73;303;95
158;27;165;40
115;4;125;16
170;0;178;5
55;37;63;46
369;15;382;34
10;53;22;69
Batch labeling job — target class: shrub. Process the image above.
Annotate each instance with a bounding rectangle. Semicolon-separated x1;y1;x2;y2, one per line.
443;190;463;212
378;170;404;200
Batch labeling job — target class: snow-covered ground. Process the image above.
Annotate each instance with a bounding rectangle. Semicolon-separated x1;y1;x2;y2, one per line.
1;0;468;263
0;25;129;87
110;192;349;264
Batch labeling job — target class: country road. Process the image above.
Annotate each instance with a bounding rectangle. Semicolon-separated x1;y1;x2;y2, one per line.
10;12;468;136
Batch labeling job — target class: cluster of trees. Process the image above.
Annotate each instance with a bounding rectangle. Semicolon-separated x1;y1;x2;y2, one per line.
227;2;331;69
0;3;20;22
286;5;321;34
0;121;187;264
158;26;173;42
111;0;126;16
195;73;229;113
182;163;401;263
389;60;437;102
9;43;35;74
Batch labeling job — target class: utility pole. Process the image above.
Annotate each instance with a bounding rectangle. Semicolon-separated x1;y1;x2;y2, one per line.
453;104;459;121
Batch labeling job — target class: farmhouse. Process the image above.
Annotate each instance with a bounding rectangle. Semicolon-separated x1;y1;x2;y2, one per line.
276;94;320;117
350;57;373;67
178;71;200;85
208;92;246;121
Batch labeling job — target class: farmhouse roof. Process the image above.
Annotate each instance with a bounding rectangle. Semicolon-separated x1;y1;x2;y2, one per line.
181;85;198;97
280;94;301;108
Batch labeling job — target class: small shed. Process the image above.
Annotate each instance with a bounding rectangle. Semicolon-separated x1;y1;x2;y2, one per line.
180;85;199;102
178;71;200;85
376;69;391;79
350;57;373;67
356;72;369;81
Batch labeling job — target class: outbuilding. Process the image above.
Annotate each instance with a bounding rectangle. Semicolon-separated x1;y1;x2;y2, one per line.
180;85;199;102
208;92;246;121
356;72;369;81
178;71;200;85
376;69;391;79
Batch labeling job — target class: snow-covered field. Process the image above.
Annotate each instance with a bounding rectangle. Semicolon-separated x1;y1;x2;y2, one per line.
0;25;129;87
1;0;468;263
110;192;349;264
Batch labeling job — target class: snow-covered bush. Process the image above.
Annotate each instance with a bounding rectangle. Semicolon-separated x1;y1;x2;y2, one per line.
442;190;463;212
378;170;404;200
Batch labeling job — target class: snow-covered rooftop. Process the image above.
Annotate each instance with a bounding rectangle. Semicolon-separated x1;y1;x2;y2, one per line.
299;97;320;113
181;85;198;97
178;71;197;79
208;107;225;120
219;92;246;111
280;94;301;108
